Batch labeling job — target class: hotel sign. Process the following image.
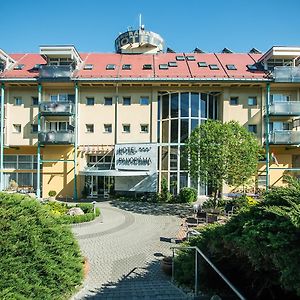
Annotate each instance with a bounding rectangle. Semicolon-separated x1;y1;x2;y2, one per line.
115;143;157;171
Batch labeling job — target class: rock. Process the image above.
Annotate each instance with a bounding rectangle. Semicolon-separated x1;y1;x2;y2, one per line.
67;207;84;216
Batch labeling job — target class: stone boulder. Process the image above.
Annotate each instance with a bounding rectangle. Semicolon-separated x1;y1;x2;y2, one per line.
67;207;84;216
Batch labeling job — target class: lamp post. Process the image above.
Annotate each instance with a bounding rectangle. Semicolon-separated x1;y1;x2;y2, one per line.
92;200;97;215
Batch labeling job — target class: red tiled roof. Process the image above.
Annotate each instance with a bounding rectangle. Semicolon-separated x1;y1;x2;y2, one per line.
0;52;267;81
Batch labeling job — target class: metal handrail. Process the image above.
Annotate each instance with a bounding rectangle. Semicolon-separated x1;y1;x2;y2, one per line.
170;245;245;300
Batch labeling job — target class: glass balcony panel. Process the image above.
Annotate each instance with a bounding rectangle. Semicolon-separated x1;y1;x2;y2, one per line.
274;66;300;82
38;131;74;144
39;102;74;115
269;130;300;144
269;101;300;116
39;65;72;79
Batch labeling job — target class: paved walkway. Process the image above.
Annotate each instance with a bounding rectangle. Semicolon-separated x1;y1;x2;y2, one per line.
72;201;193;299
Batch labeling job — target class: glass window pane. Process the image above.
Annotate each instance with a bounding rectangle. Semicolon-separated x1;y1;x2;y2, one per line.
170;172;178;195
191;119;198;132
161;146;168;170
180;146;188;170
170;146;178;170
191;93;199;117
180;92;189;117
158;96;161;120
201;93;207;118
209;95;214;119
157;121;160;143
162;95;169;119
171;119;178;143
18;173;32;186
162;121;169;143
180;173;188;189
18;155;32;162
214;98;218;119
171;93;179;118
180;119;189;143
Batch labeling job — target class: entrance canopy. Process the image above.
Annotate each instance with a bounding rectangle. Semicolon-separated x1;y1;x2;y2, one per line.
79;169;150;177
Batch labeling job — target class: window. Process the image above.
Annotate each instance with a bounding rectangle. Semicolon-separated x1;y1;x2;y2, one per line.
104;124;112;133
140;97;149;105
50;94;74;102
14;64;24;70
104;97;113;105
46;121;69;132
143;64;152;70
248;97;257;106
15;97;23;106
122;124;130;133
122;64;131;70
186;56;196;61
168;61;177;67
32;97;38;106
140;124;149;133
198;62;207;67
159;64;168;70
83;64;93;70
13;124;21;133
209;64;219;70
106;64;115;70
247;64;258;71
175;56;185;61
230;97;239;105
226;64;237;70
85;124;94;133
123;97;131;105
31;124;38;133
248;124;257;134
86;97;95;106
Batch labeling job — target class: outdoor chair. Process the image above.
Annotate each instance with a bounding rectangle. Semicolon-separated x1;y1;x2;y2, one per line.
196;211;207;223
224;204;234;217
206;214;218;224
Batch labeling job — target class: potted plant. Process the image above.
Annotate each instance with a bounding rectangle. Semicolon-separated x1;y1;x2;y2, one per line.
161;256;173;276
48;190;57;201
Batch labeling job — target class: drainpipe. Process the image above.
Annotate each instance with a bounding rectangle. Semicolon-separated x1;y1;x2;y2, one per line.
36;83;42;198
0;83;5;191
74;83;79;201
265;83;270;191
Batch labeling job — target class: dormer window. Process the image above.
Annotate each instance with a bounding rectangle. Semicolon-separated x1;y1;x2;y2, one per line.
176;56;185;61
14;64;24;70
106;64;116;70
226;64;237;70
84;64;93;70
122;64;131;70
143;64;152;70
209;64;219;70
168;62;177;67
159;64;169;70
198;62;207;67
186;56;196;61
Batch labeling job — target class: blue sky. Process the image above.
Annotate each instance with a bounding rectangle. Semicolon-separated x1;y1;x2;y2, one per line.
1;0;300;54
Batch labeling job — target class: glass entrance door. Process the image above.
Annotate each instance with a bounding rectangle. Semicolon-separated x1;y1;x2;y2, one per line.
86;176;115;198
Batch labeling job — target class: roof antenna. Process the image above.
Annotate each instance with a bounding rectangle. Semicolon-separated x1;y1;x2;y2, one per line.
139;13;144;30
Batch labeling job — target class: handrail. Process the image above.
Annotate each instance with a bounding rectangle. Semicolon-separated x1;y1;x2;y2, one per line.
170;245;246;300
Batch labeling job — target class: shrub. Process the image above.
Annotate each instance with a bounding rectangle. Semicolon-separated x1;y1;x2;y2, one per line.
178;187;197;203
76;203;94;214
59;208;100;224
48;190;57;197
44;201;68;216
0;193;83;300
174;182;300;299
157;177;172;202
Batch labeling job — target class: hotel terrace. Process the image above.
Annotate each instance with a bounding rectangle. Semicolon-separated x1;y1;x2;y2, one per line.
1;26;300;200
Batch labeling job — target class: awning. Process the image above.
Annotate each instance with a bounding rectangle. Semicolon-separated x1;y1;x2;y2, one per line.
79;169;151;177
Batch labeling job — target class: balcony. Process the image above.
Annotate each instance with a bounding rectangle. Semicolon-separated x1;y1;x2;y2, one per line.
269;101;300;116
269;130;300;145
40;102;74;116
39;65;72;79
273;66;300;82
38;131;74;144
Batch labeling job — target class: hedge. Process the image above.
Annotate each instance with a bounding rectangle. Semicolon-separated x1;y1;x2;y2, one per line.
0;193;83;300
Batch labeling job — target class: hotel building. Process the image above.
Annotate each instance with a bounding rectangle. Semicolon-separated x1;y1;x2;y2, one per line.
1;27;300;200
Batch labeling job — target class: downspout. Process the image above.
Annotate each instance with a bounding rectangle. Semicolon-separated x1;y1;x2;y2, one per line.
0;83;5;191
36;83;42;198
265;83;270;191
74;82;79;201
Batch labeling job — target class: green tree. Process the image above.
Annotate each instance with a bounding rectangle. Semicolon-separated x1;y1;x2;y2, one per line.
185;120;261;199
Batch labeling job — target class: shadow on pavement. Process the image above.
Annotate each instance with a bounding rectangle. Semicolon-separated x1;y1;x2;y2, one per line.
109;200;194;217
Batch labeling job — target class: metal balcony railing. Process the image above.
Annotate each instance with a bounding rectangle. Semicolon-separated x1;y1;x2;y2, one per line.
269;130;300;144
269;101;300;116
39;102;74;115
38;131;74;144
273;66;300;82
39;65;73;79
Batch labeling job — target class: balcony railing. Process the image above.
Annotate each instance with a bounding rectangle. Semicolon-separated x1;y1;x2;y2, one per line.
269;130;300;144
38;131;74;144
273;66;300;82
39;65;73;79
40;102;74;115
269;101;300;116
